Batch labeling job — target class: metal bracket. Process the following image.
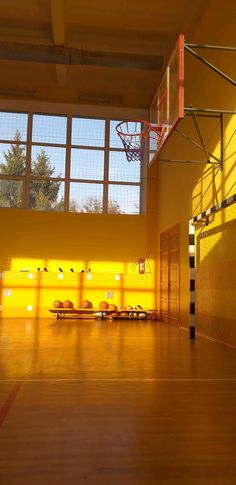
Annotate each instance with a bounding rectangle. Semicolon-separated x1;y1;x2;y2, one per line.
184;43;236;88
159;108;224;168
157;42;236;168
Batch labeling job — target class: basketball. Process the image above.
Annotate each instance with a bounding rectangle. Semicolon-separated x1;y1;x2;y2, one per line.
110;312;119;317
138;313;146;319
63;300;74;309
53;300;63;308
108;303;118;311
81;300;93;308
99;301;108;309
120;312;129;317
125;305;133;310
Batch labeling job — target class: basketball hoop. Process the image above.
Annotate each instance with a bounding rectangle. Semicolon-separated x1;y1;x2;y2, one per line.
116;120;164;162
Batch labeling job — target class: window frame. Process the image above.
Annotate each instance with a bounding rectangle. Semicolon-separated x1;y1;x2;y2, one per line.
0;110;144;214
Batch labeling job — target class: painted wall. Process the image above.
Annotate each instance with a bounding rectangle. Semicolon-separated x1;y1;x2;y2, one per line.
0;102;157;317
150;0;236;344
196;203;236;346
0;208;157;317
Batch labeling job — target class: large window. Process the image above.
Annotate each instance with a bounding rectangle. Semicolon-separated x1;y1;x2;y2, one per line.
0;111;142;214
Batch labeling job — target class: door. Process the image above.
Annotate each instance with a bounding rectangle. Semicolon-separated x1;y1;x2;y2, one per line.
160;224;180;326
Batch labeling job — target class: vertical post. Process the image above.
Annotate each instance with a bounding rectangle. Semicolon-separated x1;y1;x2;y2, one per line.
103;118;109;213
220;113;224;171
64;114;72;211
189;222;196;339
24;111;33;209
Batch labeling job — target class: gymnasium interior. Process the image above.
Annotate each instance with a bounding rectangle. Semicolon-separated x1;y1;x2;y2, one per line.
0;1;236;483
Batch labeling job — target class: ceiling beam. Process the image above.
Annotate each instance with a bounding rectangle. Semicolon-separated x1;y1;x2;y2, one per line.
0;41;163;70
50;0;67;87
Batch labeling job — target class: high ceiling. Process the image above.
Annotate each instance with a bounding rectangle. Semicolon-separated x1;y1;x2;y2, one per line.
0;0;205;108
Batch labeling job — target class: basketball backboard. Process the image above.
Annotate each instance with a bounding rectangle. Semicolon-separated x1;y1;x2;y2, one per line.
149;34;184;164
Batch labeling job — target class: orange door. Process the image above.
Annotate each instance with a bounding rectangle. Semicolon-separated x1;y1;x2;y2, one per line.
160;224;180;326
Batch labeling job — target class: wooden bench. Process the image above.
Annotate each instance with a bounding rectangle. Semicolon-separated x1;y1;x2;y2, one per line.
49;308;158;320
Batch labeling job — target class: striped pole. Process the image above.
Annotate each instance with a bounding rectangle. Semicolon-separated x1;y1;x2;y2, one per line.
189;222;196;339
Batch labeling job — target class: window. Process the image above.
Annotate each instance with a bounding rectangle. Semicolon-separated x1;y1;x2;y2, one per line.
70;182;104;213
70;149;104;180
72;118;105;147
32;114;67;144
0;111;143;214
108;120;141;214
0;112;27;208
29;114;67;211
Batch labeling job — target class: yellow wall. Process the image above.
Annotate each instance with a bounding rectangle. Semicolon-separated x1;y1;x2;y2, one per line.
195;203;236;346
0;102;156;318
148;0;236;342
0;209;156;317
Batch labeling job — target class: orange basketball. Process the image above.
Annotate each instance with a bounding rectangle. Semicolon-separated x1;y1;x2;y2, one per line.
120;312;129;317
99;301;109;309
110;312;119;317
125;305;133;310
81;300;93;308
108;303;118;311
53;300;63;309
63;300;74;309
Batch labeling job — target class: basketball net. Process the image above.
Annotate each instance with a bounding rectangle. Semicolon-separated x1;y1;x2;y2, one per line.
116;120;165;162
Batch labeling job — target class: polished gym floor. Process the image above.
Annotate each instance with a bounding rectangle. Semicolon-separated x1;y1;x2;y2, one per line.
0;318;236;484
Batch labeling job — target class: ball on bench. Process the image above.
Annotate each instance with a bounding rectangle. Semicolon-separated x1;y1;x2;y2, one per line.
53;300;63;308
63;300;74;309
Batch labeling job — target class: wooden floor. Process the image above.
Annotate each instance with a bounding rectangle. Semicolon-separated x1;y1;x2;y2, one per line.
0;318;236;484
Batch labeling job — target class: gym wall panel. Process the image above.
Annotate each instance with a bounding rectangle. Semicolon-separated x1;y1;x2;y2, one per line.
0;209;156;316
196;204;236;346
148;0;236;339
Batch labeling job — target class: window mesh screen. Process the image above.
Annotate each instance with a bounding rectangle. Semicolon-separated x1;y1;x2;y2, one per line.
0;179;24;208
109;151;140;183
108;184;140;214
71;149;104;180
29;180;64;211
0;112;28;141
69;182;104;213
32;115;67;144
0;112;142;214
31;146;66;178
0;143;26;175
72;118;105;147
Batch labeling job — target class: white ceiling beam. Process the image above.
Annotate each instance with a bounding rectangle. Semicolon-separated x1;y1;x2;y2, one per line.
50;0;67;87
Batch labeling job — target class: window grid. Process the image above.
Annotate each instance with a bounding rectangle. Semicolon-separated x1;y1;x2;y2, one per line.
0;111;142;214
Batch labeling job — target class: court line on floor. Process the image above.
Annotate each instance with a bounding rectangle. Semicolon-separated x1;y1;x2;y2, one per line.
1;378;236;382
0;382;21;428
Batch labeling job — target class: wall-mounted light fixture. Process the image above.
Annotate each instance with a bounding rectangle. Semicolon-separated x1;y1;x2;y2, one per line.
70;268;74;272
86;268;92;280
44;268;48;272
